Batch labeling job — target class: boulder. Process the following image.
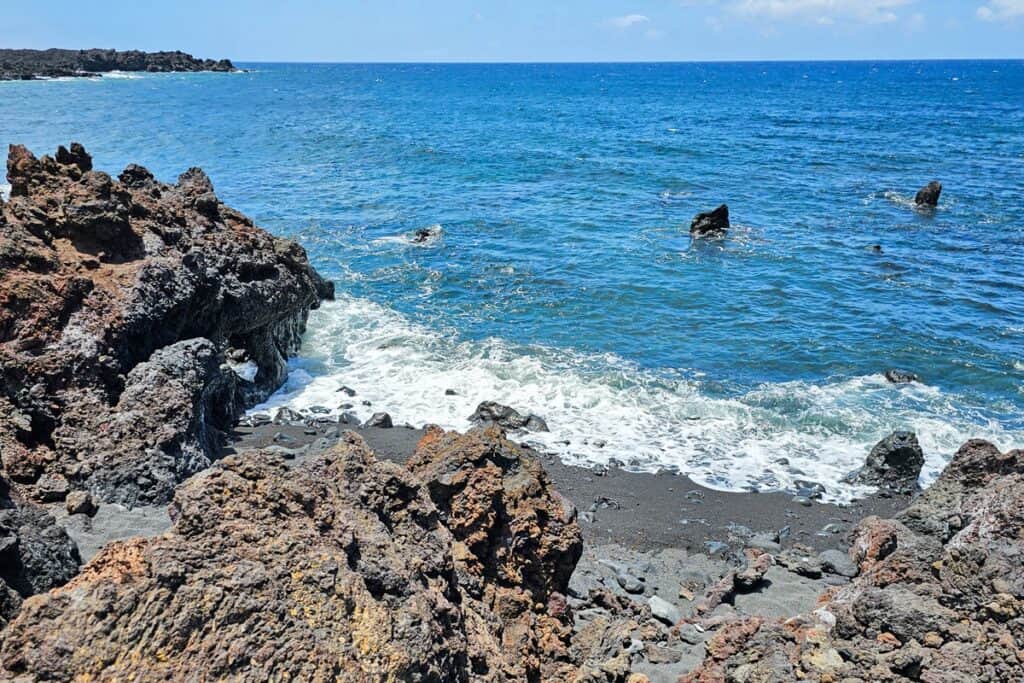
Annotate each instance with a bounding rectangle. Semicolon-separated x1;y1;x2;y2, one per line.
689;204;729;237
914;181;942;207
885;368;919;384
0;475;80;630
0;143;332;507
0;429;591;682
362;411;394;429
681;440;1024;682
468;401;549;432
846;431;925;494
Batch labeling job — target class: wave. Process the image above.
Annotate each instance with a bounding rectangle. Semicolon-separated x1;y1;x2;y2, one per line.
253;294;1019;503
0;183;10;201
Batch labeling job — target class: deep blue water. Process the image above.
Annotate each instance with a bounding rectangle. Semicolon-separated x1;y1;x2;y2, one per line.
3;61;1022;499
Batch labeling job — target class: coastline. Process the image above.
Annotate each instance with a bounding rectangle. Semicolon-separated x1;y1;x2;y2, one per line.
2;141;1020;681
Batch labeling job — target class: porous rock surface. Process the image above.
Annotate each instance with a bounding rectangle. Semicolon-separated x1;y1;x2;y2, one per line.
1;428;597;682
0;143;333;509
0;476;80;630
681;439;1024;682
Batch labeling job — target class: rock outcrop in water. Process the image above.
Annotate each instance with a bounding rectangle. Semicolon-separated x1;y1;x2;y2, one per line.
0;49;236;81
0;143;333;510
689;204;730;237
682;439;1024;682
846;431;925;495
914;181;942;207
469;401;550;433
0;427;591;682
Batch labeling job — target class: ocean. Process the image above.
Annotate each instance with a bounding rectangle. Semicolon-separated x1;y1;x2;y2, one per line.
2;61;1022;501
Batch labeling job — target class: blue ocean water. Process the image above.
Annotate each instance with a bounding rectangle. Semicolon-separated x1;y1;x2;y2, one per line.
3;61;1022;500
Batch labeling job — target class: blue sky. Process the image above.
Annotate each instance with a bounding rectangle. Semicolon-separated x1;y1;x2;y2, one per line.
2;1;1022;62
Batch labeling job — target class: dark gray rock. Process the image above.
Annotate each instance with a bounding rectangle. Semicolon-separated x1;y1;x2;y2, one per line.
0;48;237;81
885;368;920;384
846;431;924;494
648;596;681;626
0;475;81;628
363;412;393;429
690;204;729;237
914;181;942;207
468;401;549;432
818;549;857;578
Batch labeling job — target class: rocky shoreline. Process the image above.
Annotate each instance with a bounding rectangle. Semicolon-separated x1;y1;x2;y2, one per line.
0;143;1021;681
0;49;237;81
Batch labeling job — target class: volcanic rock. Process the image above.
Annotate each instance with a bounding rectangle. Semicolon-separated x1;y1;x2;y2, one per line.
681;439;1024;682
885;368;919;384
469;401;550;432
0;143;332;507
689;204;729;237
0;48;236;81
846;431;925;494
914;181;942;207
1;428;593;681
0;475;80;630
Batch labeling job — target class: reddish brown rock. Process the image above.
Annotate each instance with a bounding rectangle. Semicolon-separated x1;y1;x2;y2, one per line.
408;425;584;681
681;440;1024;682
0;429;597;681
0;143;332;507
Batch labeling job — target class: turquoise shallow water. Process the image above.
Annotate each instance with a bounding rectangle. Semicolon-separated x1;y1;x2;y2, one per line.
2;61;1022;500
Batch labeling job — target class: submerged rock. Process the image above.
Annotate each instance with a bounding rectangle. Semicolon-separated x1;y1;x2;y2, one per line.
0;143;332;508
469;401;550;432
914;180;942;207
689;204;729;237
1;428;590;681
846;431;925;495
885;368;920;384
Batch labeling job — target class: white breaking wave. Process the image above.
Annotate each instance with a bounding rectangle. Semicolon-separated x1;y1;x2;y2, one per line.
253;294;1019;503
0;183;10;201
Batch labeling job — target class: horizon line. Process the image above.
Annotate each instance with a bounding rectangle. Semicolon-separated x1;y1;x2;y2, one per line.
231;57;1024;65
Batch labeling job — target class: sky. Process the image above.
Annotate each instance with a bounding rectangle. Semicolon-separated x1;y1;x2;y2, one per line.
2;1;1023;62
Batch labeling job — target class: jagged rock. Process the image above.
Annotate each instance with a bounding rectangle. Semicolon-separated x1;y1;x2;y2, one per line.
0;475;80;629
408;426;584;679
681;440;1024;682
468;401;549;432
0;48;237;81
0;143;332;507
885;368;919;384
363;412;394;429
846;431;925;494
914;181;942;207
1;429;594;681
689;205;729;237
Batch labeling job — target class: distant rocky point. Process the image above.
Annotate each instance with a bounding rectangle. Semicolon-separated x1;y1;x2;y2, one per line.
0;48;237;81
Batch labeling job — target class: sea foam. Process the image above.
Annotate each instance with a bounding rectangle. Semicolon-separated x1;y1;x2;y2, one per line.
253;294;1019;503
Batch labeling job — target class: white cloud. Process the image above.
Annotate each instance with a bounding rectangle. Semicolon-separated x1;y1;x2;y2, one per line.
607;14;651;29
728;0;914;25
977;0;1024;21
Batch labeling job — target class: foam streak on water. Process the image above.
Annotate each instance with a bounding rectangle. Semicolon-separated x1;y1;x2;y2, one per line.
254;295;1016;503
